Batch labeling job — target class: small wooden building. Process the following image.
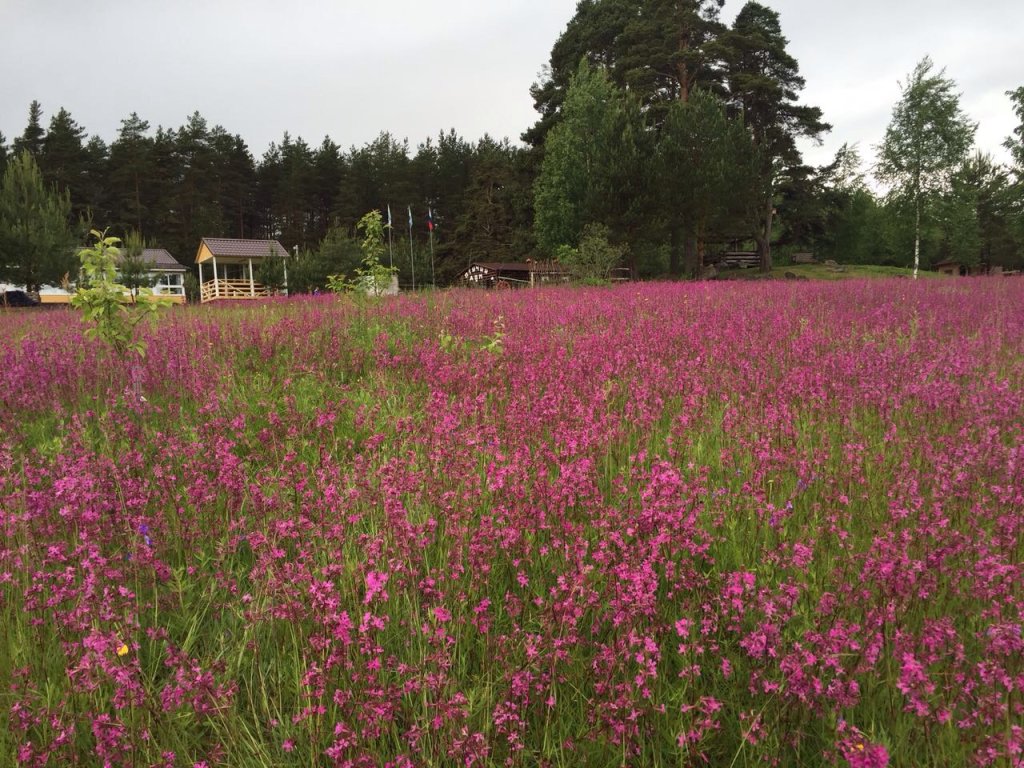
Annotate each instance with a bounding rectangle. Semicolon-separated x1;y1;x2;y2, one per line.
718;251;760;269
935;259;968;277
139;248;187;304
1;247;189;304
458;260;570;288
195;238;289;303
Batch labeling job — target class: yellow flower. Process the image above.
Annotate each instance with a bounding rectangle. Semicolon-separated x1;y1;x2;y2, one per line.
116;644;129;657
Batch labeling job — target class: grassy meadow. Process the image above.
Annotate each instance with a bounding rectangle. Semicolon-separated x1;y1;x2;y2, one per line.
1;278;1022;767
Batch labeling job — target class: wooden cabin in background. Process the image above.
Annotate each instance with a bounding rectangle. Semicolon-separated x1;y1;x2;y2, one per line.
1;247;188;304
139;248;187;304
458;260;570;288
195;238;289;303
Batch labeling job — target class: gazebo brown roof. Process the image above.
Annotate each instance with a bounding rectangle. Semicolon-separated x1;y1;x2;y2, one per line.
195;238;290;303
196;238;289;262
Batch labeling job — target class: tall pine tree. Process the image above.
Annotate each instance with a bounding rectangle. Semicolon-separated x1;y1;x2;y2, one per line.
13;101;46;158
720;2;828;271
0;151;77;293
39;107;89;220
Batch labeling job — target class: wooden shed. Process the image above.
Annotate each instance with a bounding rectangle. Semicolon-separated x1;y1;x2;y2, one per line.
458;260;570;288
195;238;289;303
934;259;967;276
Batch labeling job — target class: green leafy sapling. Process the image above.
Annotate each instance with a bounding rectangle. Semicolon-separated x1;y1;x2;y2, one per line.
326;210;397;296
71;229;168;358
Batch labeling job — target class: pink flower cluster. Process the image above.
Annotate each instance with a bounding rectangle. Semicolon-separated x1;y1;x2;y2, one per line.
1;278;1022;765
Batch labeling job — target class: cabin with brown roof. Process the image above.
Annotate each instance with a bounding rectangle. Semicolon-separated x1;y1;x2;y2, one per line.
140;248;188;304
458;260;570;288
195;238;289;303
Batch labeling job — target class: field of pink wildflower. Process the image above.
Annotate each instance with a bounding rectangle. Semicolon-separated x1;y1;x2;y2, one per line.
1;279;1022;767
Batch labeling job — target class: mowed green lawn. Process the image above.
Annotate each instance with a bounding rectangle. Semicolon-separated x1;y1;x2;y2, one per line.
718;263;948;280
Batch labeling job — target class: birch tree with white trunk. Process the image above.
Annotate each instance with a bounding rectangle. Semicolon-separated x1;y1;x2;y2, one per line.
875;56;975;278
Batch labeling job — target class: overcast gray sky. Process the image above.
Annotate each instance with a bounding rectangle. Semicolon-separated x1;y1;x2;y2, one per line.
1;0;1022;173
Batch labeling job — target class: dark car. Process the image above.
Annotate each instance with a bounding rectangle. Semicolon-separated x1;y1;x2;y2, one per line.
1;290;40;307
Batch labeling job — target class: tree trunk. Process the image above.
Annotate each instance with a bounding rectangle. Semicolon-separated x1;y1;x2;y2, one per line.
134;173;142;233
683;233;699;278
696;222;707;272
676;30;691;103
913;195;921;280
669;225;682;278
758;196;774;273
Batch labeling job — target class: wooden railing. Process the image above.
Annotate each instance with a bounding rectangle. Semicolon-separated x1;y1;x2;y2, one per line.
200;279;271;303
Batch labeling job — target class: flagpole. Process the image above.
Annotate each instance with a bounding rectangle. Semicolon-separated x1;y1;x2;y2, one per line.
429;221;436;288
387;204;394;269
408;205;416;291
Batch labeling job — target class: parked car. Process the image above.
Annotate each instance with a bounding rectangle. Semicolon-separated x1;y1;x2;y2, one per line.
1;290;41;307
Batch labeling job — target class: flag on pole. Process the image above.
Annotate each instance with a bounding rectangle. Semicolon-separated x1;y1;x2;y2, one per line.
408;205;413;229
387;204;392;229
427;208;435;232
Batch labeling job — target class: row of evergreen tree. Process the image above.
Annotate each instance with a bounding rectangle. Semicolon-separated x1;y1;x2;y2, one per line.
0;103;536;290
528;1;1024;277
2;0;1023;293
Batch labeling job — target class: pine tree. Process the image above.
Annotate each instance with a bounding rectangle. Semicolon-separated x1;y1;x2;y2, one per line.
1005;87;1024;175
39;107;89;219
0;132;9;177
0;151;77;293
107;113;155;235
80;136;110;225
656;89;759;275
525;0;726;146
534;61;648;256
452;136;522;269
312;137;344;242
720;2;829;272
13;100;45;157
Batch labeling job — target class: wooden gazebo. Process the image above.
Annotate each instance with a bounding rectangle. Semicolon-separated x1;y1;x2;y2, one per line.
195;238;289;303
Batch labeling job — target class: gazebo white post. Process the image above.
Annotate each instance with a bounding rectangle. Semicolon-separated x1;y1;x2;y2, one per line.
248;258;255;297
197;261;204;302
212;255;220;299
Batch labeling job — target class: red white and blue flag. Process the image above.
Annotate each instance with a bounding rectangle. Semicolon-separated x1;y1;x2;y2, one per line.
427;208;435;232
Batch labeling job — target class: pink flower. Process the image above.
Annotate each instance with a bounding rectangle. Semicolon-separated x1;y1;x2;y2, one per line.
363;570;390;604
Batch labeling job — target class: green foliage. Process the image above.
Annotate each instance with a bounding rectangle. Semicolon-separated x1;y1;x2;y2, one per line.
326;211;397;296
1003;87;1024;175
439;315;506;356
291;228;363;294
183;271;199;303
875;56;977;275
451;136;530;267
657;90;760;275
534;60;648;256
12;100;45;158
118;230;156;298
524;0;726;146
353;210;398;296
556;223;626;283
936;152;1020;269
482;315;505;355
256;247;286;292
0;150;77;293
71;229;167;358
721;2;829;272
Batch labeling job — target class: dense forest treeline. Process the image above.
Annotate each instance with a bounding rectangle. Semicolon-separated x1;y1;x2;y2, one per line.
2;0;1023;293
